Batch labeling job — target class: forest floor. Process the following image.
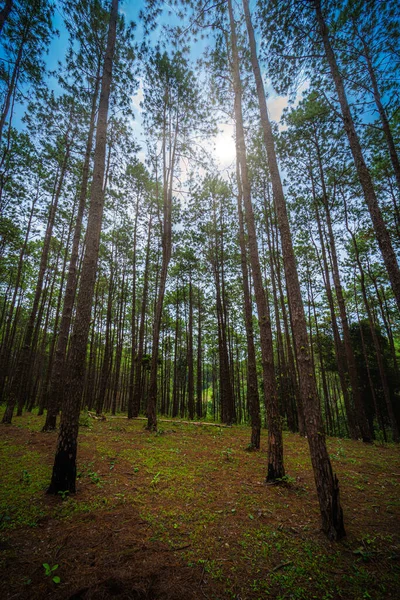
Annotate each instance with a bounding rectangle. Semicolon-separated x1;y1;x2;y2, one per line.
0;411;399;600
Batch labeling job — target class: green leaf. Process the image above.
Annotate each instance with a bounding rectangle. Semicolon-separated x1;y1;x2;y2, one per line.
51;564;59;571
52;576;61;584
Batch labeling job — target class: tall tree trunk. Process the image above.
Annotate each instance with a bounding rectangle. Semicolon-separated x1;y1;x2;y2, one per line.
3;146;70;424
96;274;114;415
196;289;203;419
315;144;371;441
112;269;126;415
355;25;400;191
0;36;23;141
0;190;37;402
0;0;12;35
353;277;386;440
43;62;101;431
40;216;72;416
147;120;178;431
228;0;284;480
345;212;400;443
313;0;400;310
242;0;345;538
172;283;180;418
310;172;358;438
187;277;195;419
265;194;296;432
211;194;235;425
130;214;152;418
237;163;261;448
127;193;140;417
47;0;118;494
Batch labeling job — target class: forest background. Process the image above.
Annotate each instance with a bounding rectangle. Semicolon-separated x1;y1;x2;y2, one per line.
0;0;399;556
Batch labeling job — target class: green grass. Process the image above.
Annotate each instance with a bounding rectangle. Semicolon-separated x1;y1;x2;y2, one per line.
0;410;399;599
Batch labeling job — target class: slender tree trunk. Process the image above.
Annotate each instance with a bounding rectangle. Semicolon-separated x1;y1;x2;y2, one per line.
242;0;345;538
310;174;358;438
172;284;180;418
147;120;178;431
40;220;71;415
353;277;386;440
313;0;400;310
309;269;333;435
196;290;203;419
187;277;195;419
128;194;140;416
130;215;152;418
315;145;371;441
96;274;114;415
346;217;400;443
356;27;400;191
43;62;101;431
228;0;284;480
0;191;37;401
211;195;235;425
237;163;261;448
0;36;23;141
47;0;118;494
0;0;12;35
3;147;70;424
112;271;125;415
265;194;296;432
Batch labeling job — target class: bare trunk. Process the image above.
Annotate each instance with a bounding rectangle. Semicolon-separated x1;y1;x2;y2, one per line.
147;120;178;430
47;0;118;494
0;0;13;34
131;217;152;418
196;291;203;419
228;0;284;480
43;64;100;431
358;28;400;191
187;277;195;419
242;0;345;538
3;148;70;424
314;0;400;310
237;162;261;448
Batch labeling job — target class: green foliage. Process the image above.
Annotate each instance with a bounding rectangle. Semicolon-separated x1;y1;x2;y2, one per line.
43;563;60;583
221;447;234;461
79;411;92;429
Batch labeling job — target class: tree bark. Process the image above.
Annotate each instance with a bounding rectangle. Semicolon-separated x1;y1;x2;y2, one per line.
237;162;261;448
47;0;118;494
345;212;400;443
356;25;400;192
228;0;284;480
314;0;400;311
130;214;152;418
196;289;203;419
3;146;70;424
314;143;371;442
187;277;195;419
0;0;12;35
147;119;178;431
43;62;101;431
242;0;345;538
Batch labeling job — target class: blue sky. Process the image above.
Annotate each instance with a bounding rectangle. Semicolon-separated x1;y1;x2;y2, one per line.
40;0;302;171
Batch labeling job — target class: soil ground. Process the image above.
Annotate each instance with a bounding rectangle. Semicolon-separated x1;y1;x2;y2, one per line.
0;411;399;599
